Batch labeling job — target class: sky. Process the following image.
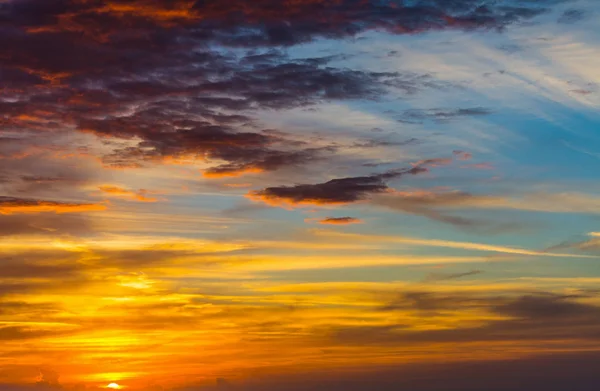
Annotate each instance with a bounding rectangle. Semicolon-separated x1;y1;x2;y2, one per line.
1;0;600;390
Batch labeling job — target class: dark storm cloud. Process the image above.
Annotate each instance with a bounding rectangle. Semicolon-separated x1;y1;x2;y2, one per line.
248;166;427;206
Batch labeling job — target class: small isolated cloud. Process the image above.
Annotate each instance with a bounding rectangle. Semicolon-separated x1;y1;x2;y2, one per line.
310;217;364;225
247;167;427;207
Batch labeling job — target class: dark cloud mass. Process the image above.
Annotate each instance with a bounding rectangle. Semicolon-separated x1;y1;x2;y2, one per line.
0;0;561;47
249;166;427;206
0;0;565;178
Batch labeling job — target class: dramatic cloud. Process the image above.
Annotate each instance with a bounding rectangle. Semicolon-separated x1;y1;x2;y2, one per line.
0;46;407;175
248;166;427;206
0;0;597;389
0;0;566;182
0;0;562;49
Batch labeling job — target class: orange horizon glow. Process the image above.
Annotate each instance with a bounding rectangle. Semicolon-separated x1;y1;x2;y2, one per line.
3;0;600;390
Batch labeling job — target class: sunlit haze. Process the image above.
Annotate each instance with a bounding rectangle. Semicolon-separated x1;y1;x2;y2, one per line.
1;1;600;390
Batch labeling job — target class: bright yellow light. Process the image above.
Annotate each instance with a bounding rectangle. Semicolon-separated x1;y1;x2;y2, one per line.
106;383;121;390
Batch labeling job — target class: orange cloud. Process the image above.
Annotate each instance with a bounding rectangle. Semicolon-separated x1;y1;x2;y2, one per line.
101;1;199;25
0;197;107;215
202;166;265;179
247;191;358;208
306;217;364;225
98;186;159;203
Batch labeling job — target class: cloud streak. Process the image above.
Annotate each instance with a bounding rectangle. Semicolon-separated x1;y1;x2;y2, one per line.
0;197;106;214
248;166;427;206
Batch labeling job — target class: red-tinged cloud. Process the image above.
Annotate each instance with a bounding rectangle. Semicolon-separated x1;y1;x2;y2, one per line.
317;217;363;225
97;185;160;202
0;196;106;214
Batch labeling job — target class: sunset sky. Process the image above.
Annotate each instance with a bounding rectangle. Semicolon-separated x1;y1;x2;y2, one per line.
1;1;600;390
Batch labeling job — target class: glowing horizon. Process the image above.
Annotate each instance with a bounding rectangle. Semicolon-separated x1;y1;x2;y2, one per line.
1;1;600;390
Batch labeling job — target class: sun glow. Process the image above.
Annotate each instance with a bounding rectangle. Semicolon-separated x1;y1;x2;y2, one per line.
106;383;121;390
